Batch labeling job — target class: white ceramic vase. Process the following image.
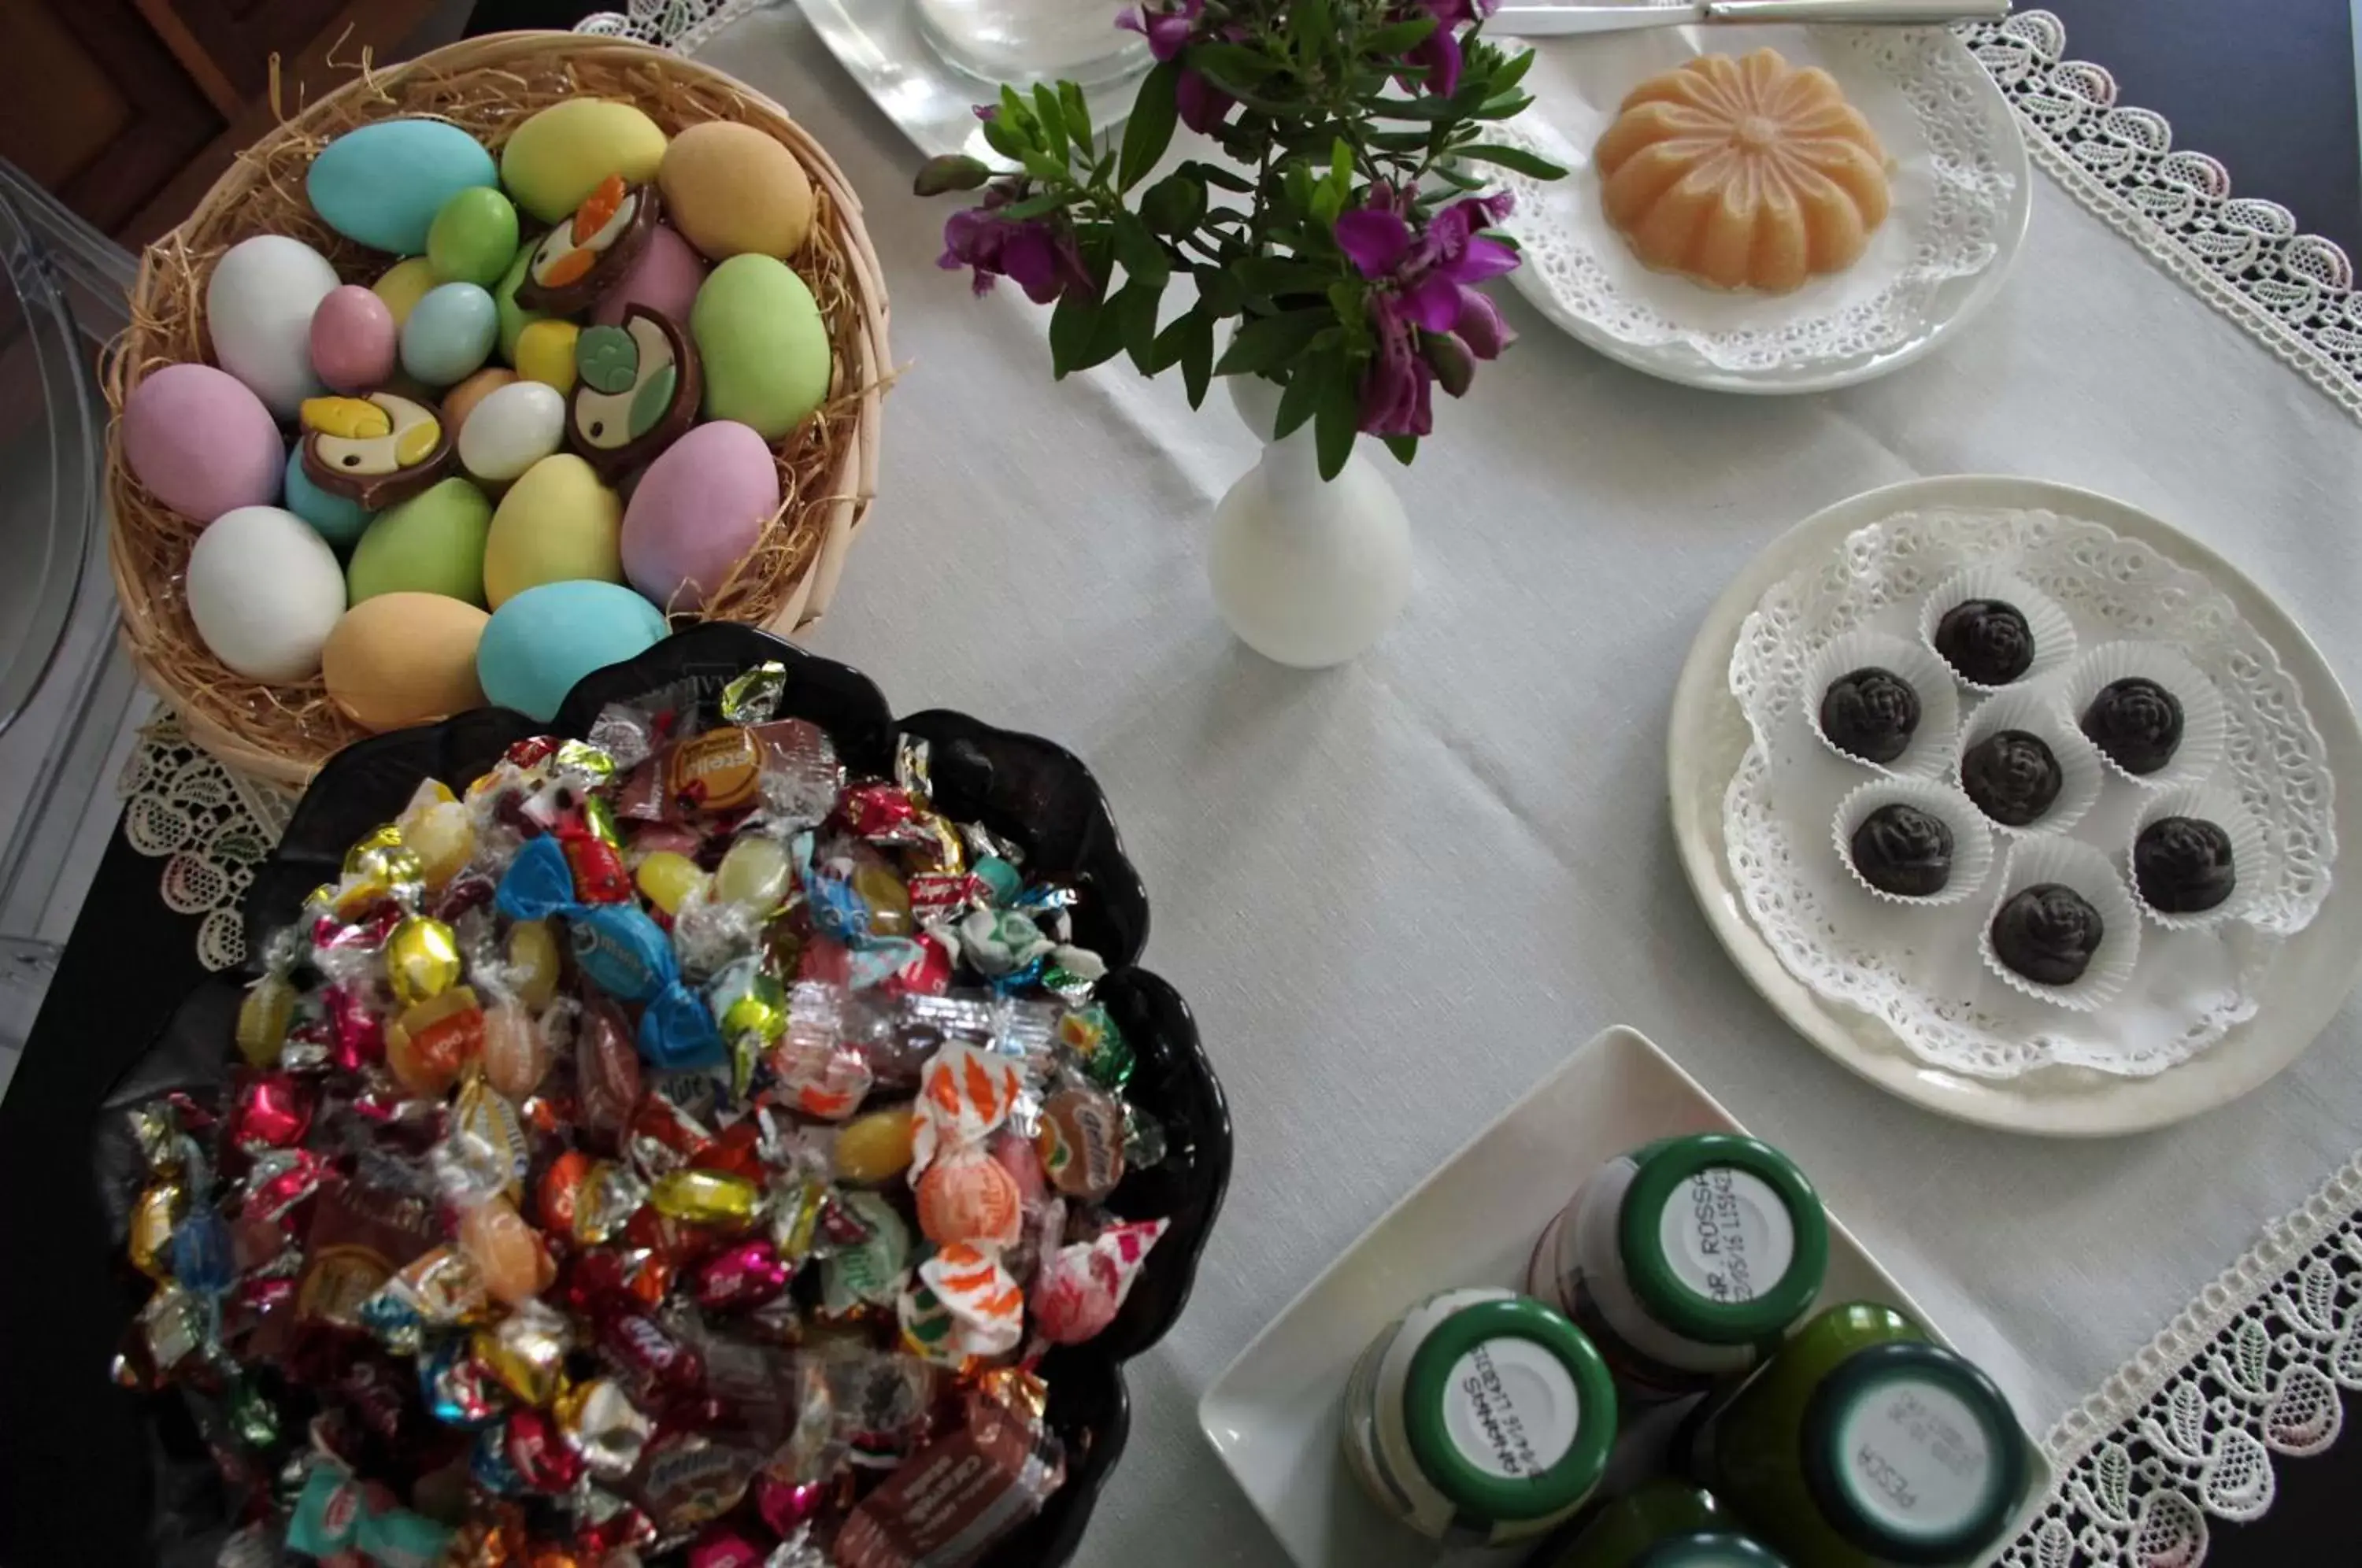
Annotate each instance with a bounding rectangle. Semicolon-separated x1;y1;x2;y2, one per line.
1207;375;1412;668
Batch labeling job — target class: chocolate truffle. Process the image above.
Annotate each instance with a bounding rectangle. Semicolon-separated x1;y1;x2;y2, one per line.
1990;883;2105;986
2082;676;2184;775
1960;730;2064;827
1934;598;2034;686
1820;667;1921;765
2134;815;2237;914
1849;802;1955;897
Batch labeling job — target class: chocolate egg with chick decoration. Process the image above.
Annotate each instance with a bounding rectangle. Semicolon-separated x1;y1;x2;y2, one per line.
566;305;700;480
515;176;661;315
300;392;455;508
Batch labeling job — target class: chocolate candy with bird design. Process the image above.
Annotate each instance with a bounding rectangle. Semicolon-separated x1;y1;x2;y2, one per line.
567;305;701;479
300;391;455;508
516;176;661;314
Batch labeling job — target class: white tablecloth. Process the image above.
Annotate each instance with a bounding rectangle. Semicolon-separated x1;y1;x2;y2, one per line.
696;9;2362;1562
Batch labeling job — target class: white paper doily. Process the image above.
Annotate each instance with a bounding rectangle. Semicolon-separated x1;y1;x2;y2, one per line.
120;715;295;973
1724;505;2336;1079
1490;23;2023;387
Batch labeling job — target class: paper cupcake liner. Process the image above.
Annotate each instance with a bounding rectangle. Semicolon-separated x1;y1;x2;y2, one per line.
1978;837;2142;1012
1953;686;2105;838
1799;630;1962;782
1916;564;2079;694
1831;777;1996;908
2058;641;2229;790
2125;783;2273;931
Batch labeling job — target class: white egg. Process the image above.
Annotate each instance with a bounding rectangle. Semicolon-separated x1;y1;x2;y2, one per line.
206;235;340;418
186;505;348;682
457;379;568;483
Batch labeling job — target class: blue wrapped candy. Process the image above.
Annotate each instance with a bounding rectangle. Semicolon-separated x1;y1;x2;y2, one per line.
494;835;722;1068
286;1463;454;1567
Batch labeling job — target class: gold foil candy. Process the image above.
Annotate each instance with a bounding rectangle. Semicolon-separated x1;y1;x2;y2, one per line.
508;921;561;1010
555;1377;653;1481
554;740;617;790
387;915;463;1007
718;661;787;725
473;1300;573;1407
129;1182;187;1279
397;783;474;889
650;1168;761;1229
235;974;296;1067
850;860;913;937
452;1077;531;1200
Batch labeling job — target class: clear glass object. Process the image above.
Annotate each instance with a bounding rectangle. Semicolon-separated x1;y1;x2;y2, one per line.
914;0;1150;87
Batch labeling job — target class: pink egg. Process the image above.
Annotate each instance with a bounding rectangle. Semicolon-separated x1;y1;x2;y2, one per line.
620;420;779;610
121;364;283;522
309;285;398;394
591;224;708;327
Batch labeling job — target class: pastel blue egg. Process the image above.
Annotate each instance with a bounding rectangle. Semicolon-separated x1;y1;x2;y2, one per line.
476;579;668;722
282;448;376;549
307;120;498;255
400;283;498;386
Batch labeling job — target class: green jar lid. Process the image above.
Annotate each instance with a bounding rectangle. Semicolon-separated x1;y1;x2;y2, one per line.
1799;1341;2030;1563
1618;1133;1828;1344
1632;1533;1790;1568
1401;1296;1617;1525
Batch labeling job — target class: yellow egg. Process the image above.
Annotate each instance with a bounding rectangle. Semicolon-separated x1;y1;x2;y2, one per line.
500;99;668;224
657;121;815;261
483;453;622;607
635;850;708;915
320;593;491;732
372;257;439;328
442;367;518;443
834;1104;916;1184
514;320;580;393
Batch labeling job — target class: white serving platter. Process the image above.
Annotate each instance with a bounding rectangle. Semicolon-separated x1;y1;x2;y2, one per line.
1668;475;2362;1136
1198;1024;2052;1566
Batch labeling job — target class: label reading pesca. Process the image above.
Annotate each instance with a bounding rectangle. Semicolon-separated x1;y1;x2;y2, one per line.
1442;1338;1579;1481
1656;1167;1795;1304
1834;1378;1993;1537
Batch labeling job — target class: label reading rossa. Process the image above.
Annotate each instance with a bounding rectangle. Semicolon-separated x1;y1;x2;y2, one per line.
1656;1166;1796;1304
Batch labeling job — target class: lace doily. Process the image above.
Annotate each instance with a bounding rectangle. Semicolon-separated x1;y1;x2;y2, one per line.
2002;1146;2362;1566
119;715;295;973
1725;505;2336;1079
577;0;775;54
1492;24;2020;378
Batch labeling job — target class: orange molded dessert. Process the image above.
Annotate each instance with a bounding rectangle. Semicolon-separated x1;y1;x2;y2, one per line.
1595;48;1891;293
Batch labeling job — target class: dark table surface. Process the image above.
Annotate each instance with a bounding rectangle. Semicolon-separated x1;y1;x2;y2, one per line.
5;1;2359;1562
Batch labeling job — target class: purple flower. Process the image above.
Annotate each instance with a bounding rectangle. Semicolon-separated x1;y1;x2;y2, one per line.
939;191;1089;305
1117;0;1201;61
1390;0;1497;101
1177;70;1235;135
1336;190;1520;434
1120;1;1236;132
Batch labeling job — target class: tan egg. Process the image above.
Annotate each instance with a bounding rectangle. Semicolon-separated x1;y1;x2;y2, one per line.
442;367;519;442
321;592;491;731
657;122;814;261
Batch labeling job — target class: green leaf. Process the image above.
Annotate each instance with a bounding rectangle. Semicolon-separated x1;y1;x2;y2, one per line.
912;153;993;196
1111;211;1170;287
1433;164;1490;192
1183;160;1256;194
980;116;1031;164
1060;81;1094;150
1047;290;1101;380
1272;354;1327;440
1476;91;1535;121
1371;96;1458;122
1235;257;1335;299
998;188;1078;221
1216;310;1328;376
1147;310;1195;375
1021;150;1068;183
999;85;1034;131
1077;288;1131;372
1383;434;1418;466
1489;48;1535;95
1362;16;1438;55
1197;263;1246;317
1116;279;1165;371
1139;172;1208;235
1313;357;1361;481
1457;142;1567;180
1187;42;1285;84
1120;60;1181;190
1290;0;1331;52
1179;310;1216;408
1031;84;1069;161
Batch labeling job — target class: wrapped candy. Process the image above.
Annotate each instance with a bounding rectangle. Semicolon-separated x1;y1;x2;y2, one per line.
114;669;1176;1567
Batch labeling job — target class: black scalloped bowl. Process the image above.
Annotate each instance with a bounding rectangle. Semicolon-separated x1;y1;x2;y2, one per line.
110;625;1231;1567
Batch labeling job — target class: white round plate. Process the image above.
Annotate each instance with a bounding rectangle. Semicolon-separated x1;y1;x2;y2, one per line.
1668;476;2362;1135
1493;24;2032;394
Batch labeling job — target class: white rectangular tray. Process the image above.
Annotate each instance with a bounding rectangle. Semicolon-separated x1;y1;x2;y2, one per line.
1197;1025;2053;1566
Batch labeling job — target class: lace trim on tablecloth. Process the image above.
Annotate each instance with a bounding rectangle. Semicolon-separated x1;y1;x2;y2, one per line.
2001;1147;2362;1566
576;0;775;54
120;714;294;973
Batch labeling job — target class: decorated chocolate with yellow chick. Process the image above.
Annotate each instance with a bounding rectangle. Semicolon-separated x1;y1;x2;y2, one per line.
514;175;661;315
567;305;702;480
298;392;454;508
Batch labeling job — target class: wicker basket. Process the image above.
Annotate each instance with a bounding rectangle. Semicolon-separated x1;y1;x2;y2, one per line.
104;31;890;788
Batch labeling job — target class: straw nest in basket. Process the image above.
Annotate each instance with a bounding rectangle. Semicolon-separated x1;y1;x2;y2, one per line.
105;31;889;787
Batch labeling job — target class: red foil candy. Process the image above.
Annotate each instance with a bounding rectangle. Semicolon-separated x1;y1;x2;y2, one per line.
754;1474;826;1538
576;1001;642;1138
228;1072;315;1152
563;834;633;904
505;1409;585;1492
598;1312;705;1400
839;783;918;838
685;1527;765;1568
323;984;385;1071
540;1151;593;1235
687;1240;791;1314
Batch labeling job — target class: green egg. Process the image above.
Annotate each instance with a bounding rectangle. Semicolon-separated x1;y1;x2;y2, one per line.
428;187;521;288
690;255;832;442
494;244;549;365
347;477;494;605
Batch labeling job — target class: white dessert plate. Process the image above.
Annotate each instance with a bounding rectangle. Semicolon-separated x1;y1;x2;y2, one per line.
1196;1024;2051;1566
1669;475;2362;1135
1490;21;2032;394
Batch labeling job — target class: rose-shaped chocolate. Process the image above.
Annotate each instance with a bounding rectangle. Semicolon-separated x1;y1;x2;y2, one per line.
1849;802;1955;897
2134;815;2236;914
1990;883;2105;985
2081;676;2183;775
1960;730;2063;827
1820;667;1921;765
1934;598;2034;686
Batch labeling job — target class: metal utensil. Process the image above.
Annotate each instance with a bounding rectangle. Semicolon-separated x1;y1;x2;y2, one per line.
1487;0;2011;37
